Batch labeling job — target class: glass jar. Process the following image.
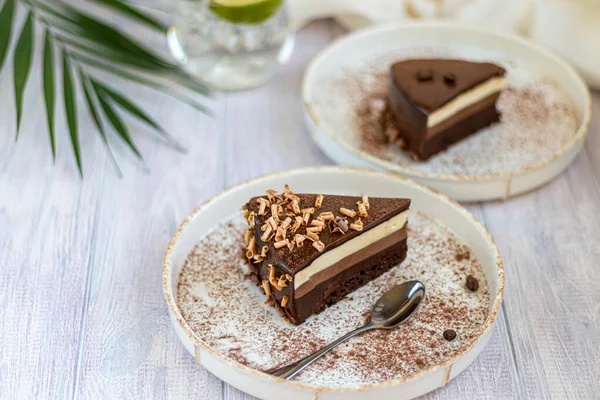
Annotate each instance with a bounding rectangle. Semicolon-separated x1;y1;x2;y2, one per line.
167;0;295;91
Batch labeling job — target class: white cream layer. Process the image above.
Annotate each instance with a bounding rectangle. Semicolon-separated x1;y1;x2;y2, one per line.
294;210;409;291
427;76;506;129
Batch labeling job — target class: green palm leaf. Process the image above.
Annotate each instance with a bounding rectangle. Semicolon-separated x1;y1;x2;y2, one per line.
42;0;174;68
0;0;16;71
13;10;34;135
90;0;169;32
94;86;144;162
62;51;82;177
35;1;211;96
57;34;166;71
91;80;185;152
79;70;122;177
0;0;213;177
70;52;211;114
43;29;56;159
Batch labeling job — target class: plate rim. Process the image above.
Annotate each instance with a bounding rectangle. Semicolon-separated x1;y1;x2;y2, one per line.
302;21;592;182
162;166;505;393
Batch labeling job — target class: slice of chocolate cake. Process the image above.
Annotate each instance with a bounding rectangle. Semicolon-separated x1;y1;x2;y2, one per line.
242;185;410;325
387;59;506;160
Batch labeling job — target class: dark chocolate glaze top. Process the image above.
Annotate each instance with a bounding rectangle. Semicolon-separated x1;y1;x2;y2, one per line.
247;194;410;275
390;59;506;113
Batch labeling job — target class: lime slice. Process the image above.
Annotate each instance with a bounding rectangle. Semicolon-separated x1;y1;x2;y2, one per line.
209;0;283;24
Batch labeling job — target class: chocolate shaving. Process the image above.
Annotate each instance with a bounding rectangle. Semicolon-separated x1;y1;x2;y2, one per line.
260;223;268;232
261;280;272;296
301;207;315;215
306;226;323;233
305;231;319;241
268;265;276;280
313;240;325;252
294;234;306;247
302;212;310;226
246;211;256;228
340;207;357;218
315;194;324;208
281;296;289;307
261;226;273;242
286;240;295;251
291;200;301;215
246;236;256;252
334;216;349;233
362;195;370;210
274;239;289;249
291;216;303;233
281;217;292;230
350;218;364;231
267;216;278;232
357;202;368;218
275;226;287;242
265;189;277;202
258;198;269;215
277;275;288;289
244;229;252;246
319;212;334;221
283;184;293;196
311;219;326;228
271;204;280;222
260;246;268;257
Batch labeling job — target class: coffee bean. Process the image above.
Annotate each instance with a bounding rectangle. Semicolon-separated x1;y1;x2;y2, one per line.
443;329;457;341
466;275;479;291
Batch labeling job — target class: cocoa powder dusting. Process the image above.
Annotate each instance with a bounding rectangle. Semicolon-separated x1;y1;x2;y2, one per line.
176;211;491;387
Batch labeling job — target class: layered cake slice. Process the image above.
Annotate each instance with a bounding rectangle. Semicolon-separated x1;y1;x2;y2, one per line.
386;59;506;160
242;185;410;325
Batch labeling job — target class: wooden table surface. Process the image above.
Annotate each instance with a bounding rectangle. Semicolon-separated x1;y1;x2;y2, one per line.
1;18;599;400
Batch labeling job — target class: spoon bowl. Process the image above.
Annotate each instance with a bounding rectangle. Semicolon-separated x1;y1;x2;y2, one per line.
371;281;426;328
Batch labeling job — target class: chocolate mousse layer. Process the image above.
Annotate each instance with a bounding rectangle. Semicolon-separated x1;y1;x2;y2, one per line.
243;186;410;325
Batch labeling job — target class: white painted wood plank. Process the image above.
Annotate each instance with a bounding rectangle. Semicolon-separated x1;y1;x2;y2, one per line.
0;31;107;399
73;79;225;399
479;150;600;398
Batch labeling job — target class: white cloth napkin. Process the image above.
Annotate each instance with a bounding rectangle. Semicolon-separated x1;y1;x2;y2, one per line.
288;0;600;88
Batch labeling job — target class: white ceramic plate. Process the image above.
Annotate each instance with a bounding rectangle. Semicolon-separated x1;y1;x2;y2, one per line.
303;22;591;202
163;167;505;399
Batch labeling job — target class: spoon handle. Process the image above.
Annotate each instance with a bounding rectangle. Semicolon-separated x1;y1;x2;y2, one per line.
269;323;374;380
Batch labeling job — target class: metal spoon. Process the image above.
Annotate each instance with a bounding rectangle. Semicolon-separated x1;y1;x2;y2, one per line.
269;280;426;380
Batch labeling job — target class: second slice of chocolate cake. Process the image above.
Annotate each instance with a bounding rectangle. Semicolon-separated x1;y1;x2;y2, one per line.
243;186;410;325
387;59;506;160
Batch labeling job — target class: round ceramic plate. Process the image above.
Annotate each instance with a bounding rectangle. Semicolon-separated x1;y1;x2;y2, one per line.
163;167;505;399
303;22;591;202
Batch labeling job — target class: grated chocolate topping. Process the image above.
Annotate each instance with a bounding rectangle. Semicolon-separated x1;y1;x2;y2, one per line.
177;211;490;387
